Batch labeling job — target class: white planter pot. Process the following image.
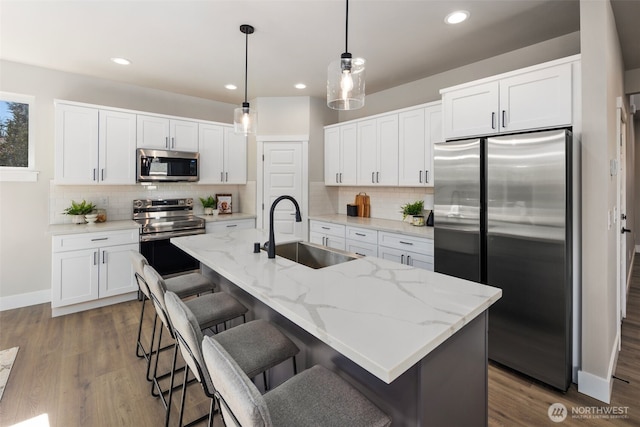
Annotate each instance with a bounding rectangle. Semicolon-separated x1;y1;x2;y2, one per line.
71;214;86;224
204;207;214;215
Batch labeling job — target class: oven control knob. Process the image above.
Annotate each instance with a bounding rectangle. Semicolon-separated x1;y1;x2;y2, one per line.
185;199;193;206
133;200;143;208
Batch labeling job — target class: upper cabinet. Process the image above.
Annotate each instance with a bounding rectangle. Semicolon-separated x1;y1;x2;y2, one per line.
357;114;398;186
198;123;247;184
137;115;199;152
324;123;357;186
398;103;442;187
55;103;136;184
441;60;574;140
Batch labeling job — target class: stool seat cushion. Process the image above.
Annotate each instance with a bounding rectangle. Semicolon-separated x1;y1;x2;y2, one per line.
213;320;299;379
185;292;248;331
166;272;215;298
265;365;391;427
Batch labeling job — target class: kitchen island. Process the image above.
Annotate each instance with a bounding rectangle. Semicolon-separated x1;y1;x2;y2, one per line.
172;229;501;426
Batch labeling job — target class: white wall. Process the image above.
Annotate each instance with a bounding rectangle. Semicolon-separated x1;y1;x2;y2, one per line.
578;0;626;403
0;60;236;305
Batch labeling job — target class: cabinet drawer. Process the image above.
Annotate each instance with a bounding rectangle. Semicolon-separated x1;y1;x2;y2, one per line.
346;226;378;244
206;219;255;233
346;240;377;257
53;229;139;252
310;221;345;238
378;231;433;254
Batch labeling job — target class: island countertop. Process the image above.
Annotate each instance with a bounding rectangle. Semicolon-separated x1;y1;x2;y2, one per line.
172;229;501;384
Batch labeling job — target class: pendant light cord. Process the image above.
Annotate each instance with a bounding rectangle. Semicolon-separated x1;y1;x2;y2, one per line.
244;30;249;103
345;0;349;53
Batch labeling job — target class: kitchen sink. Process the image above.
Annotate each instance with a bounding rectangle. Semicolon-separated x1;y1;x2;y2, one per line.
264;241;362;269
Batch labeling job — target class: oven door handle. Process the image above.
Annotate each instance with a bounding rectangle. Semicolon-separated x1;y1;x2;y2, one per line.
139;229;206;242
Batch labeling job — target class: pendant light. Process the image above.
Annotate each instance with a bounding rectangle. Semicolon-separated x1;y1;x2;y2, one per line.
327;0;365;110
234;24;257;135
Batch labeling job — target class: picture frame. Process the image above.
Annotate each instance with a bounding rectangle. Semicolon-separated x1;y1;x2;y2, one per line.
216;194;232;214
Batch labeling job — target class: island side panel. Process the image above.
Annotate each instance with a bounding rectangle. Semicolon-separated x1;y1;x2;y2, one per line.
205;266;490;426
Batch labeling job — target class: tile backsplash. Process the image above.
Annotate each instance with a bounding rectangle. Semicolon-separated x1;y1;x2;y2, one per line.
337;186;434;221
49;182;243;224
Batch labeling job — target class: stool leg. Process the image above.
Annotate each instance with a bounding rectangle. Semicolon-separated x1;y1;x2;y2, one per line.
165;343;179;427
178;367;190;427
135;296;148;358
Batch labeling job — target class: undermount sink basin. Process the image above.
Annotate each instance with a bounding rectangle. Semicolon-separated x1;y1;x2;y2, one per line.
264;241;362;269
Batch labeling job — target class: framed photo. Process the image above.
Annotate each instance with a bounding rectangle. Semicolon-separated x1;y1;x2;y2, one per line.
216;194;232;214
0;92;37;182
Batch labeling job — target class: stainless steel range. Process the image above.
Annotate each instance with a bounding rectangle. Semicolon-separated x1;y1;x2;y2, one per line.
133;198;205;276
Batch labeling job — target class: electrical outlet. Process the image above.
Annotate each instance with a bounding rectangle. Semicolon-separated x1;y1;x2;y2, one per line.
607;209;612;230
100;197;109;206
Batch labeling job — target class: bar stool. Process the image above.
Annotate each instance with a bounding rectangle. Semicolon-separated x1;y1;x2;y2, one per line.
203;335;392;427
143;264;248;410
130;251;216;363
164;291;299;427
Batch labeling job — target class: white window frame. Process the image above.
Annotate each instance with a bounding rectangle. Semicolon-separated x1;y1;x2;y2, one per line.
0;92;38;182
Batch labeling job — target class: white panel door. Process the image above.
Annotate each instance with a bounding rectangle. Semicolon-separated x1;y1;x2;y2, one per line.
54;104;99;184
398;108;426;186
170;119;199;152
52;249;99;307
340;123;358;185
263;142;303;239
137;115;170;149
224;127;247;184
442;81;498;139
425;105;442;187
99;243;139;298
377;114;399;186
324;127;340;185
199;123;225;183
99;110;136;184
357;119;377;185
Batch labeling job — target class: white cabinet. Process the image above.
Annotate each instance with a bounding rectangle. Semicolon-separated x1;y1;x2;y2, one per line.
398;104;442;187
357;114;398;186
309;220;345;250
55;104;136;184
345;226;378;257
378;231;433;271
198;124;247;184
442;62;573;139
324;123;357;186
51;229;139;316
205;218;255;233
137;115;199;152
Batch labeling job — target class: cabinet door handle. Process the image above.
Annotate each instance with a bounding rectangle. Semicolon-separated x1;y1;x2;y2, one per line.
491;112;496;130
93;168;97;181
171;137;175;149
425;170;429;183
321;226;330;230
325;237;329;246
101;169;105;181
501;110;506;128
91;237;108;241
419;170;422;183
102;250;106;264
376;172;380;183
340;173;343;183
225;172;229;182
165;137;169;149
355;232;366;237
93;251;98;266
407;255;412;265
221;172;225;182
226;224;237;228
336;173;339;183
355;252;365;256
372;172;375;183
401;254;404;264
399;241;414;246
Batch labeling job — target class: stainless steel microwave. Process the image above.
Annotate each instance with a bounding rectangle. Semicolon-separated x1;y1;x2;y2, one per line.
136;149;199;182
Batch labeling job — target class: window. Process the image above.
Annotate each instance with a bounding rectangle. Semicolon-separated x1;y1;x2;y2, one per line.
0;92;38;182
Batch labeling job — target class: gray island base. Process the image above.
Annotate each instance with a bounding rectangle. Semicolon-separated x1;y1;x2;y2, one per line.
172;229;501;426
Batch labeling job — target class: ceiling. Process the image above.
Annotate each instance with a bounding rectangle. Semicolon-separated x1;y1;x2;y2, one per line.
0;1;638;105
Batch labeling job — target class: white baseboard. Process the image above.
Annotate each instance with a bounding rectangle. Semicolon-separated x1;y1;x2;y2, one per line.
0;289;51;312
577;334;619;404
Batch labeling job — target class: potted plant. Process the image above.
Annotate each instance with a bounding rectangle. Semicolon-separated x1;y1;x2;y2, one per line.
401;200;425;225
199;195;217;215
63;199;96;224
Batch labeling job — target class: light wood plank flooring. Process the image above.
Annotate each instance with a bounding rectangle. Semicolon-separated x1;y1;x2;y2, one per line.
1;258;638;426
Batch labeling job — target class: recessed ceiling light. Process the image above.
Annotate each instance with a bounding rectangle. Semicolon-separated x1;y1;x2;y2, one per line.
110;57;131;65
294;83;307;89
445;10;469;25
225;84;238;90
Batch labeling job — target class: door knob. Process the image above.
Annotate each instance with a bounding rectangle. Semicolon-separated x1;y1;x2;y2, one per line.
621;227;631;234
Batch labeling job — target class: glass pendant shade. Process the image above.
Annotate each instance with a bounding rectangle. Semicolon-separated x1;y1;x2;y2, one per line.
327;55;365;110
233;102;257;135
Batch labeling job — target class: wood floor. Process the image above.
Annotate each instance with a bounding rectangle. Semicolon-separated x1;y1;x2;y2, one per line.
1;258;638;426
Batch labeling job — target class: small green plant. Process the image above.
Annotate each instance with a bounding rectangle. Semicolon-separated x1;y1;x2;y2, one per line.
199;195;217;209
401;200;424;220
63;200;96;215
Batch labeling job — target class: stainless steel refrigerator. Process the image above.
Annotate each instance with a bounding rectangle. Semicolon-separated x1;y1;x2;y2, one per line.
434;128;576;391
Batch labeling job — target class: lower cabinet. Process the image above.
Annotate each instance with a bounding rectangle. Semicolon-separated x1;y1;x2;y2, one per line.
205;218;255;233
51;229;139;316
309;220;346;250
345;226;378;257
378;231;434;271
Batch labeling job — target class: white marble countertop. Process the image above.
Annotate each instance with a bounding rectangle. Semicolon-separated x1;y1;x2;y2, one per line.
309;214;434;239
172;229;501;384
198;212;256;223
47;220;140;235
